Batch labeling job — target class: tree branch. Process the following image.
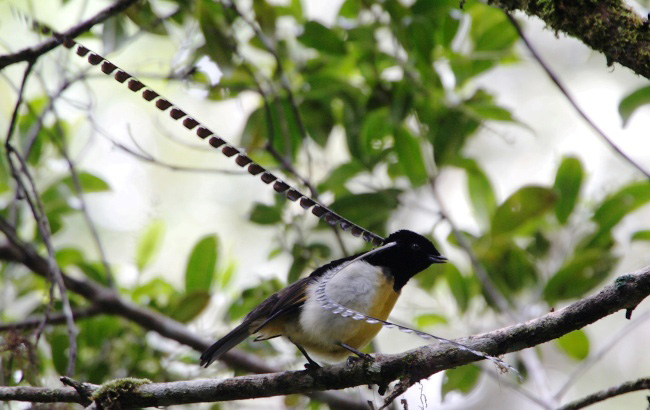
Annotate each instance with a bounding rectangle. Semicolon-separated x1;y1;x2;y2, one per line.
0;306;102;332
558;377;650;410
0;0;139;69
488;0;650;79
1;265;649;407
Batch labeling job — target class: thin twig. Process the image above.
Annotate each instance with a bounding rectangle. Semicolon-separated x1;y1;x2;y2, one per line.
223;0;315;178
0;306;102;332
558;377;650;410
483;367;553;409
554;309;650;401
220;8;349;255
4;61;78;377
429;178;513;316
0;0;139;69
506;13;650;179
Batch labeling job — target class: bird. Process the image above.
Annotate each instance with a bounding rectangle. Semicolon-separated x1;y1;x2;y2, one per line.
200;229;447;369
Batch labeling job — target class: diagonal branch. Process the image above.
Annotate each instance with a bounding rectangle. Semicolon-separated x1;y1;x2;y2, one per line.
488;0;650;79
0;266;649;407
557;377;650;410
0;0;139;69
0;306;102;332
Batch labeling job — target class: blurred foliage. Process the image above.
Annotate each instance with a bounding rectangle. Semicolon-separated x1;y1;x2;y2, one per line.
1;0;649;406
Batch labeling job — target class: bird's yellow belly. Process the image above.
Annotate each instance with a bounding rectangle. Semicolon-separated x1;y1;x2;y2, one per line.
340;286;399;349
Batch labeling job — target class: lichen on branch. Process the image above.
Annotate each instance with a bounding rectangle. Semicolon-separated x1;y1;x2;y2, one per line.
488;0;650;78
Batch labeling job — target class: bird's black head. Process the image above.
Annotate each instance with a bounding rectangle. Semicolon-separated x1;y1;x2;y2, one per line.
366;230;446;291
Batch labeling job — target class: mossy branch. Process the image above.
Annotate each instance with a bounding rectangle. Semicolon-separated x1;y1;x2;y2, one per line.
489;0;650;79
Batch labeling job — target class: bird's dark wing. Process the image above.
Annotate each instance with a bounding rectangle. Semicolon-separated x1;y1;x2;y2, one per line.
200;251;371;367
249;252;367;333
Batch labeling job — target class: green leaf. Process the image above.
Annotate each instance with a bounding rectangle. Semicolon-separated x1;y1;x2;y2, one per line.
593;182;650;235
453;158;496;228
55;248;84;267
185;235;218;293
553;157;583;224
445;264;471;313
631;230;650;241
197;0;234;74
442;364;481;399
492;186;556;235
317;161;364;196
249;202;283;225
394;126;428;186
543;249;617;304
328;189;401;234
219;262;236;288
339;0;360;18
464;102;515;122
62;172;110;193
469;4;517;53
618;85;650;126
169;291;211;323
415;314;448;328
49;330;70;376
428;107;480;166
253;0;276;36
78;261;108;285
556;330;590;360
298;21;346;55
360;108;392;161
136;220;165;271
124;2;167;35
478;238;538;295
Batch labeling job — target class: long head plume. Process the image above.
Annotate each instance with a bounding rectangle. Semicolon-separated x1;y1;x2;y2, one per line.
22;14;518;377
22;14;385;247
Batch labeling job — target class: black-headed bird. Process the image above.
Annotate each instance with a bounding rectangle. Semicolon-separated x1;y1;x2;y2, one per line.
200;230;446;369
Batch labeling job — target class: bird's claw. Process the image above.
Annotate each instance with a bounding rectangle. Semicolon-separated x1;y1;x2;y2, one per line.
304;361;321;371
346;353;373;368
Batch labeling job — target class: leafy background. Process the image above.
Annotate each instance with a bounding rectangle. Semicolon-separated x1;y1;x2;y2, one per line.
1;0;650;408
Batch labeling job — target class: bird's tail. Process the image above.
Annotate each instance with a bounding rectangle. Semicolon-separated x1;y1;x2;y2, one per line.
200;322;251;367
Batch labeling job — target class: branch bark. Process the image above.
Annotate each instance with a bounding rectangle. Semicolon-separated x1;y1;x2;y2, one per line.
488;0;650;79
1;265;649;408
558;377;650;410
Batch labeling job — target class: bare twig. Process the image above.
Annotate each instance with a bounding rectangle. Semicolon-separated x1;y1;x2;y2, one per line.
506;13;650;179
430;179;513;316
219;9;350;255
0;306;102;332
554;309;650;401
0;266;649;408
557;377;650;410
0;0;139;69
4;61;79;377
430;179;555;406
106;128;247;175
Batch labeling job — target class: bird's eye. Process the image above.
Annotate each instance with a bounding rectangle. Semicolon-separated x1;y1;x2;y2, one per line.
411;243;421;251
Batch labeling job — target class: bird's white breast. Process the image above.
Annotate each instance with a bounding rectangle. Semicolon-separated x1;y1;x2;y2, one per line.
293;260;395;356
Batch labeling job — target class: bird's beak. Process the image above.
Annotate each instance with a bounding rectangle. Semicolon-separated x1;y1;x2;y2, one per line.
429;254;447;264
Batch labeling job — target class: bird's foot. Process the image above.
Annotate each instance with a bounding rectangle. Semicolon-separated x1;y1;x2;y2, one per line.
304;361;321;371
346;352;373;368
